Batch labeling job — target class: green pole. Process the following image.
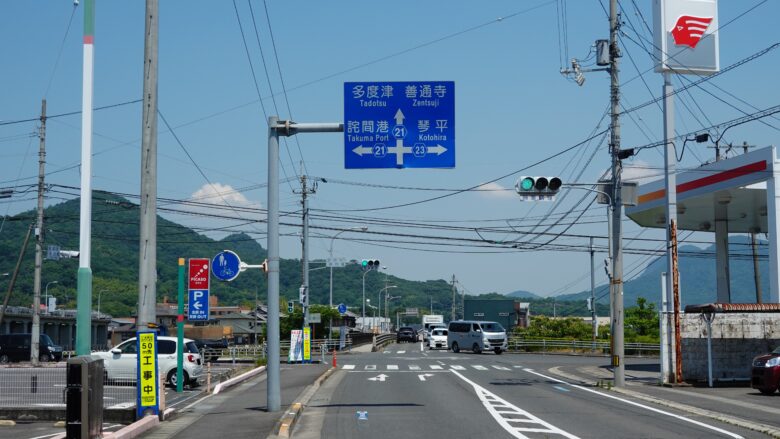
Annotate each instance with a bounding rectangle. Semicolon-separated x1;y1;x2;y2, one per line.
177;258;185;392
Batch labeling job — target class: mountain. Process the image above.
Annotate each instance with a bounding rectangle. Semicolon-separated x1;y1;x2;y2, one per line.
556;237;770;308
506;290;541;300
0;193;454;318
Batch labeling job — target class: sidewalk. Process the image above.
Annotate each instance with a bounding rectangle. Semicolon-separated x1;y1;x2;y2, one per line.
139;363;329;439
550;359;780;437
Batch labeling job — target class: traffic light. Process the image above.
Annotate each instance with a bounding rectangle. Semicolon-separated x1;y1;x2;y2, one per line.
515;176;562;200
361;259;381;271
287;300;294;313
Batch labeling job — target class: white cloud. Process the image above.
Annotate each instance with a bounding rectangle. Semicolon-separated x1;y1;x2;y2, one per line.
190;183;261;209
476;182;515;199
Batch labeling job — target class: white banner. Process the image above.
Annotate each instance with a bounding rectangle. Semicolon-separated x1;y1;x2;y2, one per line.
288;329;303;362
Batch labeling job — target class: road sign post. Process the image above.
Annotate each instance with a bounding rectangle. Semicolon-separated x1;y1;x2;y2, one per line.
344;81;455;169
136;331;159;419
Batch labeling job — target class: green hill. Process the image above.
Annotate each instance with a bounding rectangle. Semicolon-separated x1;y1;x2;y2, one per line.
0;193;454;318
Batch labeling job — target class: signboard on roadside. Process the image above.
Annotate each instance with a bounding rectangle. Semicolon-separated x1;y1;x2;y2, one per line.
136;331;159;418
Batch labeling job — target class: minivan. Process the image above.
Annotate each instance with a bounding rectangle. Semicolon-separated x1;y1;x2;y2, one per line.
0;333;64;363
447;320;508;354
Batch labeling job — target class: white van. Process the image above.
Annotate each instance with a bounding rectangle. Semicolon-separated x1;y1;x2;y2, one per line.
447;320;508;354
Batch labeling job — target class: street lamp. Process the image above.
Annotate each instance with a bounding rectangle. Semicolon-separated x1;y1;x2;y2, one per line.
387;295;401;331
378;265;388;332
44;281;58;313
328;226;367;340
366;299;377;331
378;285;397;332
98;289;109;315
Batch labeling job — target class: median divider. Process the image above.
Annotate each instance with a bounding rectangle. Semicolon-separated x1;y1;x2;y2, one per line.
271;367;335;438
213;365;266;395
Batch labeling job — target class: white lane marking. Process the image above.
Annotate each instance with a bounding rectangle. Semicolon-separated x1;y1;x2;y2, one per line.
342;365;355;370
418;373;434;381
492;365;510;371
409;364;421;370
429;365;443;370
553;385;570;392
450;369;579;439
437;360;446;365
523;369;744;439
368;374;388;382
29;434;64;439
473;365;488;370
387;364;399;370
513;365;524;368
450;365;466;370
383;351;390;354
365;364;376;370
397;350;406;354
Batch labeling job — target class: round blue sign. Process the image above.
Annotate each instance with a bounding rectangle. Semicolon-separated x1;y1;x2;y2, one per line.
337;303;347;314
212;250;241;282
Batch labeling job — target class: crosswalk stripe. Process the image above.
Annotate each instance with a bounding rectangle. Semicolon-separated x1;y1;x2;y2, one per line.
409;364;421;370
342;365;355;370
492;365;510;371
365;365;376;370
450;365;466;370
429;365;443;370
473;365;488;370
397;350;406;354
513;365;524;368
387;365;398;370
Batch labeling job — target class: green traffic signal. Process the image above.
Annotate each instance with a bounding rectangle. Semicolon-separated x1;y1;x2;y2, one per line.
519;177;534;191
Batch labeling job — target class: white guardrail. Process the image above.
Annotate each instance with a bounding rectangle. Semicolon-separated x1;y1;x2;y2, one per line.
506;337;660;355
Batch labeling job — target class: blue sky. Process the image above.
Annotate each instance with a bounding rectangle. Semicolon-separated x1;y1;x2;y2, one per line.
1;0;779;299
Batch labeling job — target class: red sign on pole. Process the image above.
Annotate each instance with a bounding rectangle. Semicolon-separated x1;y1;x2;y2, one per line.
188;258;210;290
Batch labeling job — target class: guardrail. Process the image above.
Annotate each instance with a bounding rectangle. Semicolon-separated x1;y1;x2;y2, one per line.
506;337;659;356
199;338;356;364
373;333;396;351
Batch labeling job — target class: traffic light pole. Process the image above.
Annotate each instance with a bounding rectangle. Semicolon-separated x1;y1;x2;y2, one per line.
268;118;342;412
608;0;625;387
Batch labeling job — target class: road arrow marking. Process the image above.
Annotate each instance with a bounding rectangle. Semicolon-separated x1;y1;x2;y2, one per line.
417;373;434;381
394;109;405;125
368;374;388;382
426;144;447;155
352;145;373;156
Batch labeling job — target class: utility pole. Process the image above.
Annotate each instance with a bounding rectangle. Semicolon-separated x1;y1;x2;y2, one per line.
138;0;159;333
450;275;457;322
590;237;597;342
76;0;96;356
31;99;47;366
296;172;316;327
608;0;625;387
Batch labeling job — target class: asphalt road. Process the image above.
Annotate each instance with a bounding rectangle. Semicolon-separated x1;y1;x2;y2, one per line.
295;343;765;439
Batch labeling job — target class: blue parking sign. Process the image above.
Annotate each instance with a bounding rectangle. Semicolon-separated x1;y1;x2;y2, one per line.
188;290;209;321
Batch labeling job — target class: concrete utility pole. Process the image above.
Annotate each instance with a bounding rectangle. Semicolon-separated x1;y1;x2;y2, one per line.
662;71;680;383
451;275;457;322
268;117;342;412
138;0;159;332
608;0;625;387
31;99;47;366
76;0;96;356
590;237;597;342
296;173;316;327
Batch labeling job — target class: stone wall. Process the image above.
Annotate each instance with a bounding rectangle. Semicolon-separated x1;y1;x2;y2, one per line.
680;312;780;382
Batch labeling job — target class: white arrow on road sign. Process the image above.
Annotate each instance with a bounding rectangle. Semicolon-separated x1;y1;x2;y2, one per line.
193;301;203;310
417;373;434;381
352;145;374;156
394;109;405;125
426;144;447;155
368;374;388;382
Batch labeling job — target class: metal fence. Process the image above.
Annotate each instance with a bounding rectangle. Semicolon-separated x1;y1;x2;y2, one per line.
0;361;243;410
506;337;660;356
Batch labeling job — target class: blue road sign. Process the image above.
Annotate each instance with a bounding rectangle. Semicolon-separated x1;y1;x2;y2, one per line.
338;303;347;314
344;81;455;169
188;290;209;321
212;250;241;282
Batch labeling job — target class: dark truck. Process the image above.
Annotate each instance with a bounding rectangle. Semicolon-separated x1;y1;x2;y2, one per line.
194;338;228;362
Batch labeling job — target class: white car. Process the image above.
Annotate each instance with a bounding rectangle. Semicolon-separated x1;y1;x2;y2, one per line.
428;328;448;350
93;336;203;387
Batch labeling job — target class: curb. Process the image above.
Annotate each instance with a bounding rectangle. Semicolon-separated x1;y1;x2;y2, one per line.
102;414;160;439
213;365;266;395
272;367;335;438
0;420;15;426
548;367;780;439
